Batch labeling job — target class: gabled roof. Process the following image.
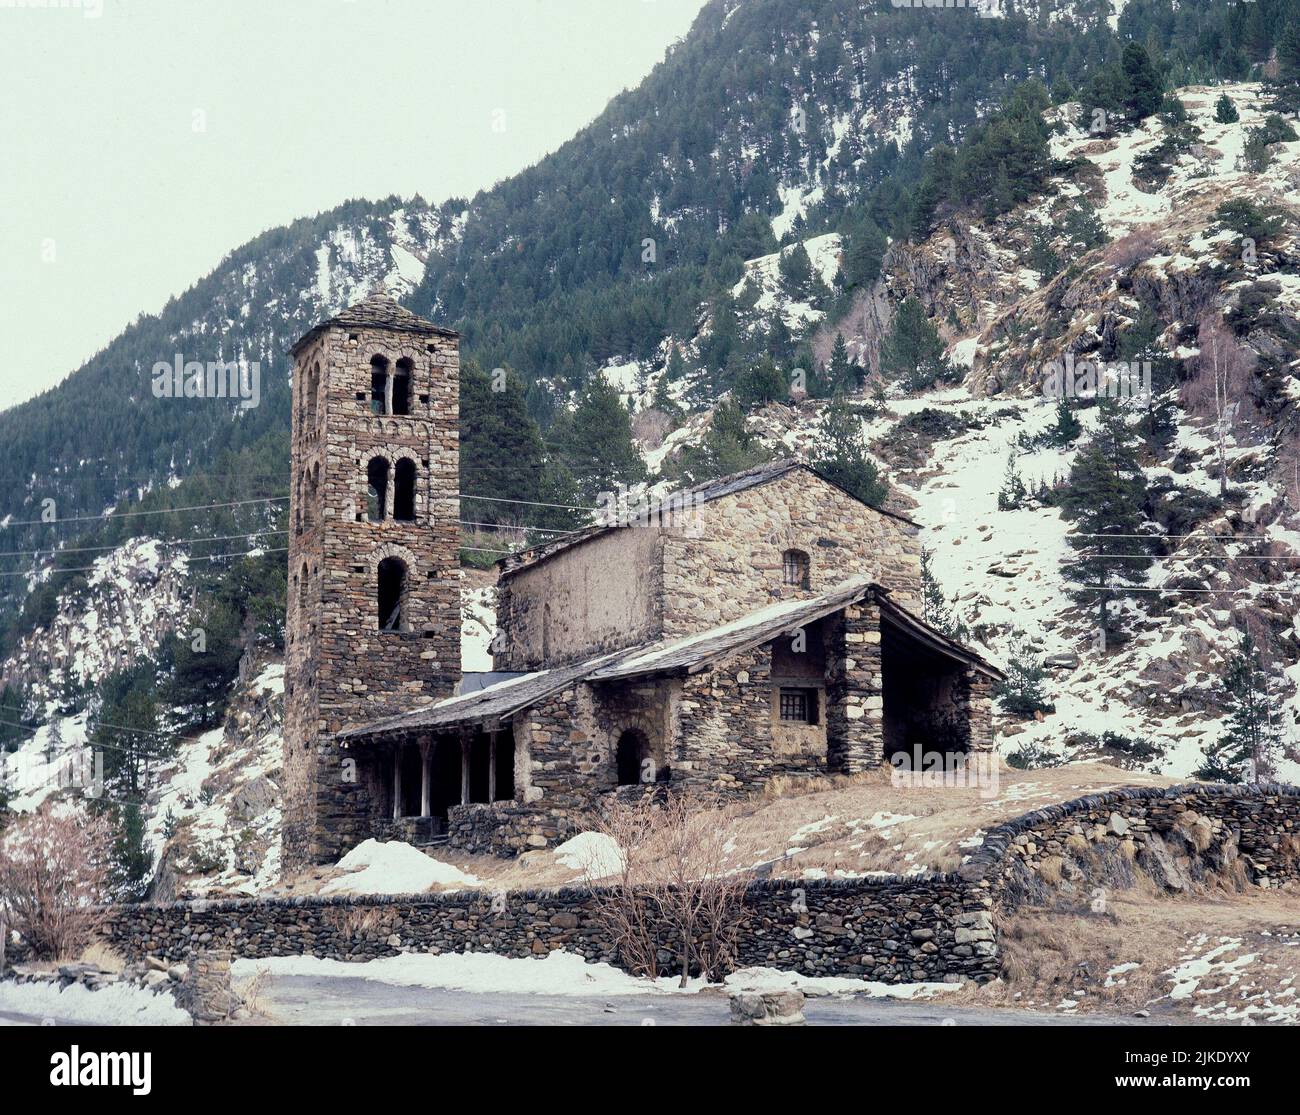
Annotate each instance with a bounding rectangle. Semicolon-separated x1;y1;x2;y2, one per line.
290;285;457;356
336;577;1000;742
498;459;918;577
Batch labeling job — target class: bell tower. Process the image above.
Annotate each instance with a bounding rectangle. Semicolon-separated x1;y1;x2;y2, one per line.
281;286;462;870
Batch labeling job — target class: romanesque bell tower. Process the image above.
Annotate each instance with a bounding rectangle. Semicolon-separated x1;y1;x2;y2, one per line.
281;286;462;870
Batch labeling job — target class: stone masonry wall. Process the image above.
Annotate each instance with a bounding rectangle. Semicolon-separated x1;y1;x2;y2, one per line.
962;781;1300;899
97;783;1298;986
493;466;922;674
101;875;997;985
283;314;462;870
659;468;922;637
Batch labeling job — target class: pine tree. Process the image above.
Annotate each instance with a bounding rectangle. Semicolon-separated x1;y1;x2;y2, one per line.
841;220;886;289
460;359;546;528
558;376;648;506
1121;43;1163;121
1047;398;1081;446
1279;24;1300;83
1196;632;1282;783
920;548;966;641
1214;94;1239;124
733;355;788;409
879;297;953;392
810;398;887;507
778;242;816;303
165;597;243;730
997;450;1028;511
994;631;1056;719
110;800;153;902
824;333;859;397
1058;400;1154;642
671;398;771;486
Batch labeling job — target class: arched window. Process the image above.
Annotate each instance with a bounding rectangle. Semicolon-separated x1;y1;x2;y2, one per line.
298;561;309;606
369;355;390;415
616;729;650;786
782;548;810;589
392;358;413;416
302;362;320;427
367;457;390;522
304;463;319;532
377;557;408;632
393;458;416;521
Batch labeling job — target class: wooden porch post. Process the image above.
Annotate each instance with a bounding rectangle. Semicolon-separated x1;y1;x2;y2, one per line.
488;731;498;803
419;737;432;818
460;732;471;806
392;743;403;821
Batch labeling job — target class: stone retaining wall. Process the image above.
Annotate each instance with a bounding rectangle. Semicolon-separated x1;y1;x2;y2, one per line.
94;782;1299;986
101;874;997;985
962;781;1300;903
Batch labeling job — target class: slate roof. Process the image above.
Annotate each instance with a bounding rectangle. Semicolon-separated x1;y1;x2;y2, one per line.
336;577;1000;742
497;459;918;577
290;285;457;356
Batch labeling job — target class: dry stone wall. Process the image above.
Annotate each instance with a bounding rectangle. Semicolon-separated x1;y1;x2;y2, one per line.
962;781;1300;901
95;783;1298;986
101;874;997;984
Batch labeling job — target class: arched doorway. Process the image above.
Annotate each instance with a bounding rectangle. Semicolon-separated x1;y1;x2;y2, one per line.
616;729;650;786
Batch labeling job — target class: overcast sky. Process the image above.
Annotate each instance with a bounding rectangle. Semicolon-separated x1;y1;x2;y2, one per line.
0;0;709;410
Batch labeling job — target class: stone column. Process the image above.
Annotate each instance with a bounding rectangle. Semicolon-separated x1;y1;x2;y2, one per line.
825;603;884;773
419;737;432;818
960;670;996;754
392;745;403;821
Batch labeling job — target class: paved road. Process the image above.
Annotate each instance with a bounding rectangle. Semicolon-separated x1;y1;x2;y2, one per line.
246;974;1171;1026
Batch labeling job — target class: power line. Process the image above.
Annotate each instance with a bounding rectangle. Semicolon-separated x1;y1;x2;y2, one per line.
0;529;289;560
0;546;288;579
0;495;290;529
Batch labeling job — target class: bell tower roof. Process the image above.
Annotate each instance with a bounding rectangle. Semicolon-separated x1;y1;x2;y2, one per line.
290;282;457;356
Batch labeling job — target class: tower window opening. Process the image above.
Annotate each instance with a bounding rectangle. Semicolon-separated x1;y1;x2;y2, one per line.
394;458;416;522
377;557;408;632
370;355;390;415
367;457;390;522
392;358;413;416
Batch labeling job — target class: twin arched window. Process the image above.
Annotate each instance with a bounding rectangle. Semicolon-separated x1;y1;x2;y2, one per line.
369;355;413;416
366;457;417;522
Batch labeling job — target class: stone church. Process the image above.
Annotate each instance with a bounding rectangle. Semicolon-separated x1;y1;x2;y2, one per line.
281;290;1001;869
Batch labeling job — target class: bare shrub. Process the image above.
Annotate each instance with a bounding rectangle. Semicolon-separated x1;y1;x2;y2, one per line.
1183;312;1256;495
585;794;751;985
582;798;661;979
0;806;113;960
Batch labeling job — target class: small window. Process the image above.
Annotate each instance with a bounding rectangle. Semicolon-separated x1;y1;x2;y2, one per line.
367;458;390;522
779;688;818;724
393;458;416;521
782;549;810;588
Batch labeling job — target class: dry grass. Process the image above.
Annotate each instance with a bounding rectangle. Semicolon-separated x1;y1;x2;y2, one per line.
963;885;1300;1021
